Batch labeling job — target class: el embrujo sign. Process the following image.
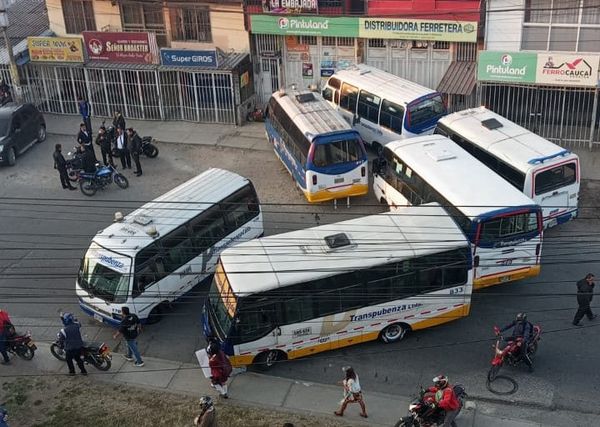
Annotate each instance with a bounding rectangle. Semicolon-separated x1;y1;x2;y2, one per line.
358;18;478;42
28;37;84;63
82;31;158;64
478;51;600;87
262;0;318;14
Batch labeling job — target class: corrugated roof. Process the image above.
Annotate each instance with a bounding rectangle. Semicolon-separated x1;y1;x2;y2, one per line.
437;61;477;96
85;52;248;72
0;0;49;47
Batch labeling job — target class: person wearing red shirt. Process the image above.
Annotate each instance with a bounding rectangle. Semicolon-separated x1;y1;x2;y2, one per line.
432;375;461;427
0;309;12;364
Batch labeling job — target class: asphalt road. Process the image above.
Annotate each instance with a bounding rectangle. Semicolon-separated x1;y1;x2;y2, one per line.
1;132;599;421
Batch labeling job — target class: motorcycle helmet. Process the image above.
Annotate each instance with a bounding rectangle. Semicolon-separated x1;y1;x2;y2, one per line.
199;396;213;411
516;312;527;322
61;312;75;325
433;375;449;389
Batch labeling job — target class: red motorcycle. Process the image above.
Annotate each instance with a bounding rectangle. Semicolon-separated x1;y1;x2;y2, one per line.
7;330;37;360
488;325;541;381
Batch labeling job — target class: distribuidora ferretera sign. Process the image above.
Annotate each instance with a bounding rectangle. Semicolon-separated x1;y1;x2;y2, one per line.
359;18;477;42
160;49;218;68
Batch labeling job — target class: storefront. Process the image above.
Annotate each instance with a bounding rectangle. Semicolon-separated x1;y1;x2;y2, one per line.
477;51;600;148
249;15;478;104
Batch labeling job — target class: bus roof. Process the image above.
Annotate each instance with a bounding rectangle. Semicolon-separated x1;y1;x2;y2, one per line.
385;135;538;219
330;64;438;107
271;89;355;140
438;107;579;174
92;168;251;257
221;203;468;294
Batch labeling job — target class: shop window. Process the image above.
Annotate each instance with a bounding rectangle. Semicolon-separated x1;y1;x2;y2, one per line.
62;0;96;34
299;35;317;45
368;39;385;48
337;37;354;47
322;37;336;46
432;41;450;50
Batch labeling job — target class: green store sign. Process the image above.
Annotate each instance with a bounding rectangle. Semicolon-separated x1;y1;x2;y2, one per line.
477;51;537;84
250;15;359;37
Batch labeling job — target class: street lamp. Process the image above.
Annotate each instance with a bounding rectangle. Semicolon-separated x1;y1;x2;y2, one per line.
0;0;22;103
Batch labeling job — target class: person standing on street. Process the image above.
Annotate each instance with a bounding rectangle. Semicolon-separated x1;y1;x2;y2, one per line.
78;96;92;134
113;110;126;131
193;396;217;427
113;306;144;367
334;366;368;418
573;273;597;326
0;309;12;365
77;122;96;161
53;144;77;190
96;126;114;167
59;313;87;376
115;127;131;169
207;341;232;398
127;128;143;176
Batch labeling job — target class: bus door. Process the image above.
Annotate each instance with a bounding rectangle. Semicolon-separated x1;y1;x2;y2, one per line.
132;245;165;319
356;90;384;145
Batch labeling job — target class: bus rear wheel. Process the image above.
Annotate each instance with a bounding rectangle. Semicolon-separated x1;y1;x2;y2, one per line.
380;323;409;344
253;350;285;371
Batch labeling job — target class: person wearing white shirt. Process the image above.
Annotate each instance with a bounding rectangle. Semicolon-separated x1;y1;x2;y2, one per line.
115;127;131;169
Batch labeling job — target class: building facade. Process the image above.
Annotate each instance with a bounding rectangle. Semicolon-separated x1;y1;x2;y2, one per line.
246;0;482;104
481;0;600;147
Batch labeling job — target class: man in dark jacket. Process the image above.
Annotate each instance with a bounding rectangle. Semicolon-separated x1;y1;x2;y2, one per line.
501;312;534;370
79;145;97;174
77;122;96;161
113;306;144;367
113;110;126;131
53;144;77;190
127;128;143;176
115;127;131;169
573;273;596;326
78;96;92;134
59;314;87;375
96;126;114;166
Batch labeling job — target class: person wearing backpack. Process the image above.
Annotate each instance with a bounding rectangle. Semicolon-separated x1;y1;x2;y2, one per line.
334;366;368;418
0;309;12;364
113;306;144;367
207;341;232;398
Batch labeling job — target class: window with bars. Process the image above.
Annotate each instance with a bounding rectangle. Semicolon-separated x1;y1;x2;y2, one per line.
121;2;167;46
170;7;212;42
299;35;317;45
522;0;600;52
62;0;96;34
368;39;385;48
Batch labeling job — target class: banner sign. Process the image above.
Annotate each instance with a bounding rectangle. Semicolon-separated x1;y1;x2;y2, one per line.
478;51;600;87
477;51;537;83
262;0;318;14
28;37;84;63
536;54;599;87
82;31;158;64
250;15;358;37
359;18;477;42
160;49;218;68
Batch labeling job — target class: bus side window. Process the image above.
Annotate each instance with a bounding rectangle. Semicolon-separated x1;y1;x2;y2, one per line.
380;100;404;134
357;90;381;123
322;87;333;102
340;83;358;113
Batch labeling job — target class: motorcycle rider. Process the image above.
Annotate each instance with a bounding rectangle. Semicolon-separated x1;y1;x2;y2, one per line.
96;126;114;167
500;312;534;371
0;309;12;365
79;145;97;174
429;375;461;427
77;122;96;162
59;313;88;376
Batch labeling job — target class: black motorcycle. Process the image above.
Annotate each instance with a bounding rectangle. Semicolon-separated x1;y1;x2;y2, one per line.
141;136;159;158
395;385;467;427
50;333;112;371
79;163;129;196
65;147;84;182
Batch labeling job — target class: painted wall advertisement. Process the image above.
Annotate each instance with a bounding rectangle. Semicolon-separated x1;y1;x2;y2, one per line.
28;37;84;63
250;15;357;37
478;51;600;87
160;49;218;68
82;31;158;64
358;18;478;42
262;0;318;14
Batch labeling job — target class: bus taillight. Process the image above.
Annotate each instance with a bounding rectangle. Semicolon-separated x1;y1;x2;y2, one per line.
312;175;317;185
361;166;366;177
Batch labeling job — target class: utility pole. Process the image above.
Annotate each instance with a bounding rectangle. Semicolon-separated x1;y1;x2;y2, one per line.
0;0;22;103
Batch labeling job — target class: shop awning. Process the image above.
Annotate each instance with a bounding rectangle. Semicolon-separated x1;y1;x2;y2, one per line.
437;61;477;96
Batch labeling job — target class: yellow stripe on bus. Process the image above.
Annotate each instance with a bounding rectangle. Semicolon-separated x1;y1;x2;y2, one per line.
474;265;541;290
228;304;471;367
304;184;369;203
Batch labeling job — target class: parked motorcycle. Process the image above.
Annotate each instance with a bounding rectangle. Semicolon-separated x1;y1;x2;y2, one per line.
79;163;129;196
394;385;467;427
66;147;84;182
141;136;159;158
6;328;37;360
50;333;112;371
488;325;542;381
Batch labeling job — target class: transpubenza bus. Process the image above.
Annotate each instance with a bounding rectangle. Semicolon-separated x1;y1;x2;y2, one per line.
322;64;447;153
76;168;263;326
435;107;580;229
265;89;368;203
373;134;543;290
202;203;473;368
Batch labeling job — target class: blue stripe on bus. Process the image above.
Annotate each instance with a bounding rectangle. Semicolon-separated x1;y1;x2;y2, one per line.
266;120;307;189
404;92;447;135
527;149;571;165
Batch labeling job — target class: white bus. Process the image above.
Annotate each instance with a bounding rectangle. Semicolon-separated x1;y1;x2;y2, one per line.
372;134;543;290
265;89;368;203
202;203;473;368
76;168;264;326
435;107;580;229
322;64;447;152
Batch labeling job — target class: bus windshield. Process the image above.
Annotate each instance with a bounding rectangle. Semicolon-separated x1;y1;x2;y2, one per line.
534;162;577;195
208;263;237;337
312;137;363;167
406;94;446;132
478;211;539;244
79;245;131;303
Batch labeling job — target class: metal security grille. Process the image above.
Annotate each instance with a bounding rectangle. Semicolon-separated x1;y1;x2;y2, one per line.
21;64;238;124
478;83;600;148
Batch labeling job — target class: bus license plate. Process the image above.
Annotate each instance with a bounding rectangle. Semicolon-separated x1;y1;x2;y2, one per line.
94;313;104;323
500;276;510;283
334;177;344;184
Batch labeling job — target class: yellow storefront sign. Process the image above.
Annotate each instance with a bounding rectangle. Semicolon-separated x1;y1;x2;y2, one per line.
359;18;477;42
28;37;85;63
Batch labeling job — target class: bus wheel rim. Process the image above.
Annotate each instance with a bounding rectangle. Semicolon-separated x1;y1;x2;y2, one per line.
385;324;403;340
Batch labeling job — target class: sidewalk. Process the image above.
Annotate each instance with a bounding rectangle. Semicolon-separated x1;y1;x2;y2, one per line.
1;343;555;427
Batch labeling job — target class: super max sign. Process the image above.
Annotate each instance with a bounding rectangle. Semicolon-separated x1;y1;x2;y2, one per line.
160;49;218;68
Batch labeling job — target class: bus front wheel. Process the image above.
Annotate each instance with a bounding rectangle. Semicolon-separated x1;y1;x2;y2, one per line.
380;323;409;344
145;304;164;325
253;350;285;371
